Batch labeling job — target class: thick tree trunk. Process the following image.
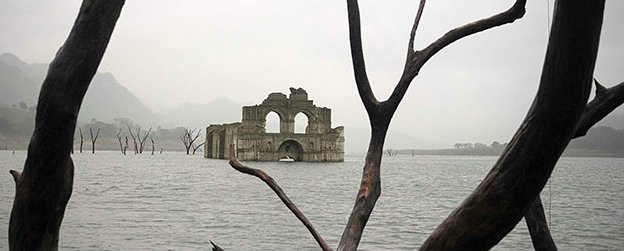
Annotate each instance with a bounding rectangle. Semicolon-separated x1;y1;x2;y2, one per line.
420;1;604;250
8;1;124;250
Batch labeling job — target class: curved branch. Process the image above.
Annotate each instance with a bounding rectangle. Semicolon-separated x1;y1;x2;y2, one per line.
388;0;526;111
574;80;624;138
346;0;380;117
228;145;332;251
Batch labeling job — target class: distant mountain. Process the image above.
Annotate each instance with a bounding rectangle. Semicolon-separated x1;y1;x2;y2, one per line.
568;126;624;152
156;96;242;130
0;53;47;106
0;52;158;125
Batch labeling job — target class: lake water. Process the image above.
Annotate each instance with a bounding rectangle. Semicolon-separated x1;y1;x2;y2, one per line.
1;151;623;250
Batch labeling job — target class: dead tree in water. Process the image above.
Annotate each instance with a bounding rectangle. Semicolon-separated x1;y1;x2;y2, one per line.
79;127;84;153
180;128;202;155
89;128;100;154
224;1;621;251
138;127;152;154
192;142;205;155
124;136;129;155
126;124;138;154
8;1;124;250
116;128;125;155
151;136;155;155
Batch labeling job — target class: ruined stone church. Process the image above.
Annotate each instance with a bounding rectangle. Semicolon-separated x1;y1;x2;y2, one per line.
204;87;344;162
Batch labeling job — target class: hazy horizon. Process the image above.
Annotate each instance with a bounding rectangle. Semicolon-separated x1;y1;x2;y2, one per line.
2;0;623;148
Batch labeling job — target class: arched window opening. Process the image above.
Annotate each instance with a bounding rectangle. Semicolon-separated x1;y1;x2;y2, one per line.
294;112;309;134
265;111;280;133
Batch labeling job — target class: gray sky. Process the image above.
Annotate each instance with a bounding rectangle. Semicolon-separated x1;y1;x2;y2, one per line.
1;0;622;148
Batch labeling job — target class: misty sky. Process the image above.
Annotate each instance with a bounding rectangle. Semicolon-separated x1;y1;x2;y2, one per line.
1;0;623;148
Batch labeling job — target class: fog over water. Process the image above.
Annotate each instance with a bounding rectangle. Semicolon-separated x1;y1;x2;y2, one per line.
1;0;623;148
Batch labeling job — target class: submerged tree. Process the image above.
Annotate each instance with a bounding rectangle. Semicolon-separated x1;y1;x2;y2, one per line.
89;128;100;154
79;127;84;153
180;128;202;155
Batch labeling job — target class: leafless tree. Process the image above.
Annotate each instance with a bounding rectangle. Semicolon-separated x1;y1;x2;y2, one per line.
124;136;129;155
180;128;202;155
89;128;100;154
138;127;152;154
79;127;84;153
126;124;138;154
116;128;125;155
192;141;205;155
8;1;124;250
224;1;622;251
151;136;155;155
385;149;394;157
127;125;151;154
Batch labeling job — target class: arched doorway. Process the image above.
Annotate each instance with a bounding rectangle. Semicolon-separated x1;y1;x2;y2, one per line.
277;140;303;161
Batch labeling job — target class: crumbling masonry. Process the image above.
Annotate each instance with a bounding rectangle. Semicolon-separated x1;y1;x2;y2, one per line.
204;88;344;162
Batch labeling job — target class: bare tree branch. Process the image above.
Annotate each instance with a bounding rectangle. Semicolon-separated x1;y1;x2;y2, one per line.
421;1;605;250
340;1;526;250
127;124;138;154
210;241;224;251
89;128;100;154
407;0;427;53
574;80;624;138
525;78;624;251
228;145;332;251
192;142;205;155
387;0;527;113
525;196;557;251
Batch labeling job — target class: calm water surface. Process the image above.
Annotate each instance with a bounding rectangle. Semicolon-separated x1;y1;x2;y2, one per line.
1;151;623;250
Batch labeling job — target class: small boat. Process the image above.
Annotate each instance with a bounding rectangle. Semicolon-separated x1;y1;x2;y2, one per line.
279;155;295;162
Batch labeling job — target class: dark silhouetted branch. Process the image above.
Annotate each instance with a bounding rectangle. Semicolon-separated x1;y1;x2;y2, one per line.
525;196;557;251
525;78;624;251
211;241;224;251
340;1;526;250
421;1;605;250
228;145;332;251
575;79;624;138
9;1;124;250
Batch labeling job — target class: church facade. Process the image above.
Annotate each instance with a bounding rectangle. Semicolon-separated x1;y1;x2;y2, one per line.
204;88;344;162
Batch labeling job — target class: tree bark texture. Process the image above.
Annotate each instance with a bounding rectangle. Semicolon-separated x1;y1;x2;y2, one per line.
524;79;624;251
339;1;526;250
420;1;605;250
8;1;124;250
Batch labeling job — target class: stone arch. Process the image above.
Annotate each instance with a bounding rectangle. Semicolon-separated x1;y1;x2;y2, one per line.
277;139;303;161
292;108;317;134
294;112;309;134
263;108;286;133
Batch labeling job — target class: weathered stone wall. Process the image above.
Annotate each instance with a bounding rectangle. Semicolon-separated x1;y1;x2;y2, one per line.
205;88;344;162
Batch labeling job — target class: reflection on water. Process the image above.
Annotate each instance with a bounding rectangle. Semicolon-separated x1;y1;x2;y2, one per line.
1;151;623;250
